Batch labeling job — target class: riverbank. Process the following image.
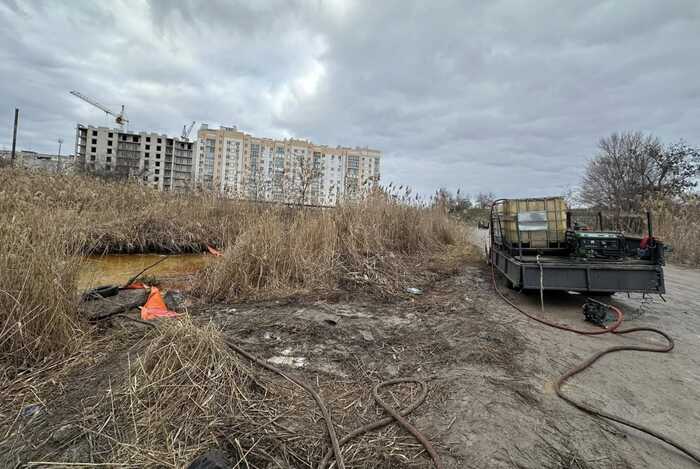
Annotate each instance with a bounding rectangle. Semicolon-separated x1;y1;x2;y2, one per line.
0;167;474;468
0;167;471;363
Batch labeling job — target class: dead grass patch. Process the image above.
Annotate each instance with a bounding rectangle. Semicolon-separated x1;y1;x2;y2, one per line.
0;167;258;254
0;208;86;365
195;192;472;301
650;196;700;266
77;319;269;467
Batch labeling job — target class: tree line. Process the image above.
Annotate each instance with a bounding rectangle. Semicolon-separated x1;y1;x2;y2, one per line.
435;188;495;212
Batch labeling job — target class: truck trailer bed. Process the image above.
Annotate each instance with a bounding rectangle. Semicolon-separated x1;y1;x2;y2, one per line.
490;248;665;294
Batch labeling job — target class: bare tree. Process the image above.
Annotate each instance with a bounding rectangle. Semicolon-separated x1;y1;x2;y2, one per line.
475;192;495;209
293;152;323;205
580;132;698;211
435;188;472;213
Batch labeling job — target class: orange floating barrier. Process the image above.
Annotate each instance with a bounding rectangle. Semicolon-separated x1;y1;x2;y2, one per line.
207;245;223;257
140;286;179;320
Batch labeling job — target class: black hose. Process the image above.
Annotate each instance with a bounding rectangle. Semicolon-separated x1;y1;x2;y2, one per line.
121;256;168;288
223;339;347;469
318;378;442;469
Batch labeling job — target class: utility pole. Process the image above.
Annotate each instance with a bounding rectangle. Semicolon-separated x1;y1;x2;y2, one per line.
58;138;63;157
10;108;19;165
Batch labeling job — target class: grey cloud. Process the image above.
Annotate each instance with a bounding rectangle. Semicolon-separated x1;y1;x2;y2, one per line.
1;0;699;198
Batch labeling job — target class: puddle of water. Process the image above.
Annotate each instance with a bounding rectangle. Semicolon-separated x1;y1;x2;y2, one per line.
79;253;211;290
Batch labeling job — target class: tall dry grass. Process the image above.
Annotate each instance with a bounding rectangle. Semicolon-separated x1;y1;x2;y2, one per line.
649;196;700;266
0;168;467;466
0;208;85;364
196;191;470;300
0;167;257;254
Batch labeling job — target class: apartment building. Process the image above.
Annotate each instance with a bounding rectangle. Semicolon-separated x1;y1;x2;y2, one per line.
194;124;381;206
75;124;194;191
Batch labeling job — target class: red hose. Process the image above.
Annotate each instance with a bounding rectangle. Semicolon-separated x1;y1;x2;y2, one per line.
490;261;700;465
491;263;624;334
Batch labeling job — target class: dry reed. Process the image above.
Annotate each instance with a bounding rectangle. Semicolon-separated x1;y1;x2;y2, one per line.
195;191;471;300
0;167;255;254
0;168;473;467
0;207;85;365
649;196;700;266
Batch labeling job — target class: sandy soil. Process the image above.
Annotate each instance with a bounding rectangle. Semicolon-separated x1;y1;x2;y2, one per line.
459;228;700;468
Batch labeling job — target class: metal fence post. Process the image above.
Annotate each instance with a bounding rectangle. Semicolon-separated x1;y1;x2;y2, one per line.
11;108;19;165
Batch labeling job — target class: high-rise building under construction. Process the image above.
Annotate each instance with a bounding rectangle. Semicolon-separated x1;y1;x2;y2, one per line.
75;124;194;191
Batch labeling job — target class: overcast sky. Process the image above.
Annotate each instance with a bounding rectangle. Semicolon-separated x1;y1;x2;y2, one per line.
1;0;699;198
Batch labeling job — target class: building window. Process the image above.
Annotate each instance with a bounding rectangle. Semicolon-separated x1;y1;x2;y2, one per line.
145;144;150;150
154;176;159;182
105;165;111;171
155;169;160;175
155;161;160;167
92;130;97;136
156;146;161;151
90;155;95;161
132;135;138;142
91;138;97;144
157;138;162;143
156;154;161;159
145;153;150;158
107;148;112;154
91;147;96;153
107;140;112;146
108;132;113;138
106;156;112;162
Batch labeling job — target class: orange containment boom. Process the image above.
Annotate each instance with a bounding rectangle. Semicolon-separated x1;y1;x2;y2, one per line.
207;245;223;257
140;286;179;320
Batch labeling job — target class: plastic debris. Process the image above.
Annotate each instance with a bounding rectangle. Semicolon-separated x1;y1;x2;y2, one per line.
406;287;423;295
207;245;223;257
268;356;307;368
140;286;179;320
21;404;42;418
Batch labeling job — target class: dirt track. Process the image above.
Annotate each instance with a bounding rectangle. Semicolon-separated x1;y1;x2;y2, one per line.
476;264;700;468
455;229;700;468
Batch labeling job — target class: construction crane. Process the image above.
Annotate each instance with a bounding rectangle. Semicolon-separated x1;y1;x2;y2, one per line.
181;121;196;140
70;90;128;128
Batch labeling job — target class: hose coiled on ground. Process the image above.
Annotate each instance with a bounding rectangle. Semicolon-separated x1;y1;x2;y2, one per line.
490;261;700;465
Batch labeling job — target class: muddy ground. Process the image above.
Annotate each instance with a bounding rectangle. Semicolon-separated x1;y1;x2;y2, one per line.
3;245;699;468
182;259;699;468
